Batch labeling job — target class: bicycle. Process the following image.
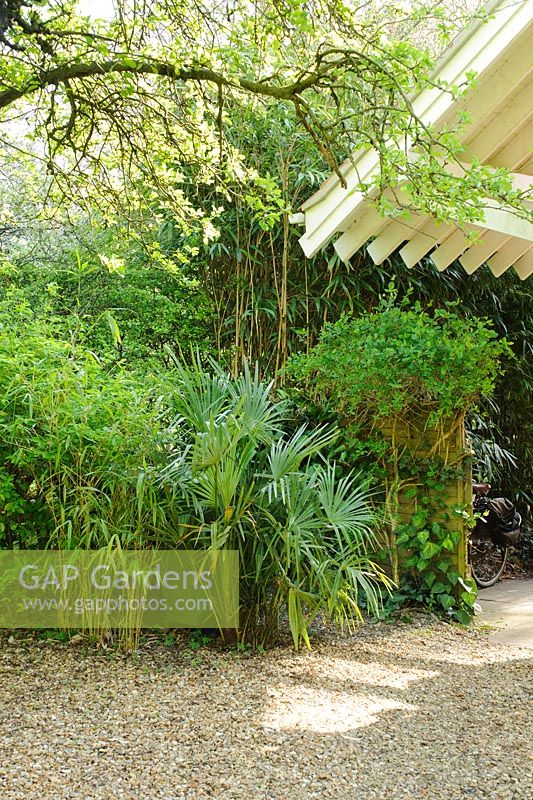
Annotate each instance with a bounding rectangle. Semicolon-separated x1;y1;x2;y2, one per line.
469;483;521;588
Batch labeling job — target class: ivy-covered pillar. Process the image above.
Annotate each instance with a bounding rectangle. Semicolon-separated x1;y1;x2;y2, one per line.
379;412;473;619
287;291;510;623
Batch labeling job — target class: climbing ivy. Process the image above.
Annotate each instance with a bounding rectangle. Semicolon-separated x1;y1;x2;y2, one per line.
391;460;477;624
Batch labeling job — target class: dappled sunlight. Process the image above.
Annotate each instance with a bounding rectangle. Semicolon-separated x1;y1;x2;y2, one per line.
2;625;532;800
414;646;533;666
261;653;437;734
260;636;532;736
263;685;416;734
287;656;440;689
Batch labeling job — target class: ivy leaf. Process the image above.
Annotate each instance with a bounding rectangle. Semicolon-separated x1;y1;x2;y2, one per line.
454;609;472;625
416;529;430;544
441;536;455;551
461;591;476;606
457;576;475;593
421;541;441;559
412;511;428;530
423;571;436;588
437;593;456;610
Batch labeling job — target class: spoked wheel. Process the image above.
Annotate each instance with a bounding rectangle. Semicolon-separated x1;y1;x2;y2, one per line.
470;535;508;588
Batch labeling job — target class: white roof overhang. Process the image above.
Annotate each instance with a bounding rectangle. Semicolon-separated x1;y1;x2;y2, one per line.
296;0;533;280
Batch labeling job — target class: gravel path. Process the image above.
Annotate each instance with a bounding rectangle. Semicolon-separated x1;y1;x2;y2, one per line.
0;618;531;800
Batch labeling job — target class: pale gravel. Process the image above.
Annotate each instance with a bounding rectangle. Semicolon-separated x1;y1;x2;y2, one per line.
0;617;531;800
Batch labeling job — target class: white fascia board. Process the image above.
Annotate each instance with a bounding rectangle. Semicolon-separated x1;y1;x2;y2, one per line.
432;159;533;191
298;0;532;258
370;122;532;267
366;216;425;265
513;248;533;279
461;82;533;162
333;185;418;263
332;206;389;263
412;2;532;126
487;238;532;276
489;119;533;168
338;192;532;271
300;158;354;212
299;153;380;257
472;203;533;240
437;31;532;135
430;227;476;271
459;231;510;272
398;219;453;268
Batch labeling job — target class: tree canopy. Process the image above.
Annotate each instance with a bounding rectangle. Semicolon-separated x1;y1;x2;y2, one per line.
0;0;525;231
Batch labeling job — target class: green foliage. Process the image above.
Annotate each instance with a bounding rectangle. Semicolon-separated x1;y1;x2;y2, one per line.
394;473;477;624
158;357;392;648
287;290;512;428
0;310;390;647
1;2;529;514
0;4;529;640
0;309;172;550
286;294;512;623
0;229;216;368
1;1;524;248
2;76;529;513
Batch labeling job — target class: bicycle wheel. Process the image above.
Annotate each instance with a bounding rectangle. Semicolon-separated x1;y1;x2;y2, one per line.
470;535;508;588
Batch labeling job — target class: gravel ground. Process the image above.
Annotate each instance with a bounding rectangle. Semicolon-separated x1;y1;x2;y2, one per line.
0;618;531;800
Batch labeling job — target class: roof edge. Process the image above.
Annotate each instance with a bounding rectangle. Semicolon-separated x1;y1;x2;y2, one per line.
300;0;507;214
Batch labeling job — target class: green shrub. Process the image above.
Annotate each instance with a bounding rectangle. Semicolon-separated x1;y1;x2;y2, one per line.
287;292;511;428
0;312;389;647
285;293;512;623
0;312;171;550
158;357;392;648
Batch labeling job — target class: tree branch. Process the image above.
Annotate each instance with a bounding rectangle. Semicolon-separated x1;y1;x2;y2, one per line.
0;57;325;111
